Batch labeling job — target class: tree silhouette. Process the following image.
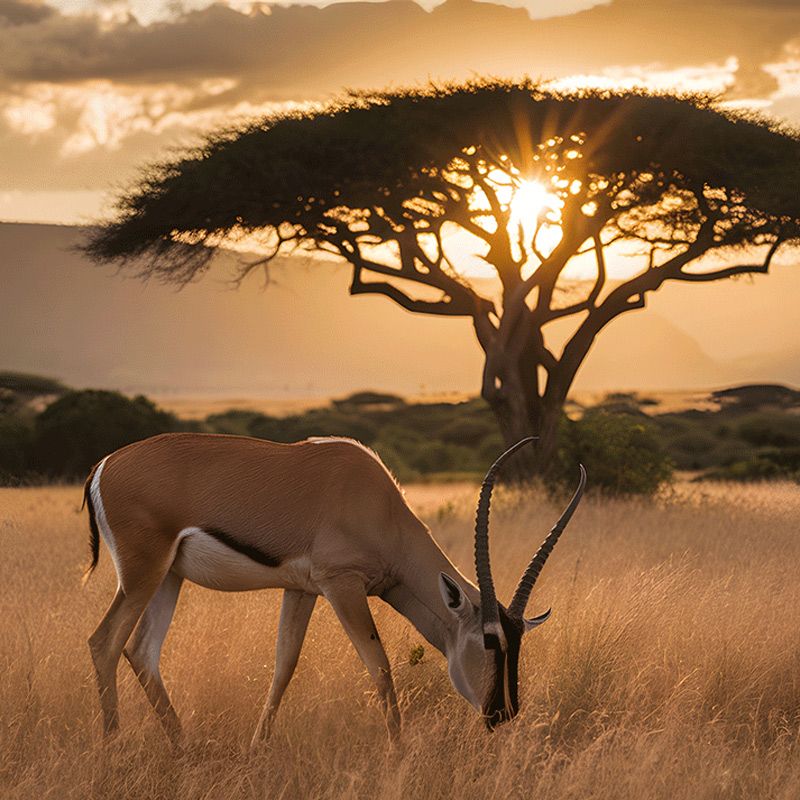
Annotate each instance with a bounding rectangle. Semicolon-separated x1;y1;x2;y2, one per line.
85;83;800;476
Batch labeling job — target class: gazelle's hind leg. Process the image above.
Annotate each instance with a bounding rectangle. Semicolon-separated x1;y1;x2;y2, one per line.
88;561;172;738
250;589;316;750
124;571;184;745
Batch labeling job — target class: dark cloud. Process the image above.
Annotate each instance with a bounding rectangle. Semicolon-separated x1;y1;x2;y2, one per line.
2;0;799;197
2;0;799;97
0;0;53;25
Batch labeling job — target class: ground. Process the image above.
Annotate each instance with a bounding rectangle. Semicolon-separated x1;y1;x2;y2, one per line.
2;481;800;799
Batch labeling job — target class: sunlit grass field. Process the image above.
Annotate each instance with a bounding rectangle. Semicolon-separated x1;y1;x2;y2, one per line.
2;480;800;799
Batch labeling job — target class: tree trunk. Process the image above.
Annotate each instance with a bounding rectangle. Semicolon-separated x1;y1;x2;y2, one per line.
482;359;563;482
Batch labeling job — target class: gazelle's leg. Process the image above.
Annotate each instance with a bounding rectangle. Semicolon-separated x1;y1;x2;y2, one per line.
123;571;184;745
322;577;400;739
88;570;168;738
250;589;316;750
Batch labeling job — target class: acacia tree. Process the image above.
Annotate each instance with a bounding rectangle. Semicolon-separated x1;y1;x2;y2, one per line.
86;83;800;476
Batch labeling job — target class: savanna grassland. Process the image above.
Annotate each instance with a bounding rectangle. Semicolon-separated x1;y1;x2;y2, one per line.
2;480;800;799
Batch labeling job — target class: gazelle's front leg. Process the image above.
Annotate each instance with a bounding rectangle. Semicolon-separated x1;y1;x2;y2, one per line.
250;589;316;750
322;576;401;739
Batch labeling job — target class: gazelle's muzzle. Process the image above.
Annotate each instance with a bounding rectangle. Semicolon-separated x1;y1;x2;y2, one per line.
482;610;522;730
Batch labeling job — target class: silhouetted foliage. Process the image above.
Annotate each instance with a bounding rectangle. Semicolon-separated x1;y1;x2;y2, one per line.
205;409;265;436
84;82;800;477
0;371;67;396
0;416;34;485
33;390;180;479
711;384;800;410
552;411;673;496
737;412;800;448
332;391;405;409
1;376;798;487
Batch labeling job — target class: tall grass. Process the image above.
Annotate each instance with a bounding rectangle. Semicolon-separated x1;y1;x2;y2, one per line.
2;481;799;799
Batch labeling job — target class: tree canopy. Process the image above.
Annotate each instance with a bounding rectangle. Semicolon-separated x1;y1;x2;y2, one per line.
85;82;800;473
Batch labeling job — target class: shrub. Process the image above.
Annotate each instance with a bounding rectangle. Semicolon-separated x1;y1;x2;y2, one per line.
438;416;496;447
207;409;268;436
553;411;673;496
703;457;784;482
33;390;180;479
0;371;67;395
332;391;405;408
369;438;420;483
665;429;722;470
737;413;800;448
0;416;34;485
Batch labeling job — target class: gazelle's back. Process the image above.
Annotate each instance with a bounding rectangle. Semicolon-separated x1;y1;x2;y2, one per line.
94;433;419;593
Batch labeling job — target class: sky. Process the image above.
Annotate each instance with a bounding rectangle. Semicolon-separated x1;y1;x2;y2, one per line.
5;222;800;396
2;0;800;224
2;0;800;396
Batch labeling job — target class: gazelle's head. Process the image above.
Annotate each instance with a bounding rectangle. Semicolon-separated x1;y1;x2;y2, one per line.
438;439;586;729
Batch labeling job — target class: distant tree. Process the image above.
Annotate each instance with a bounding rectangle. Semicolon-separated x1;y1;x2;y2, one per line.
34;390;179;479
0;371;67;396
85;83;800;477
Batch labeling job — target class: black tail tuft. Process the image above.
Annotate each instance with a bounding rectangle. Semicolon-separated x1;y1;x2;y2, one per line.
81;463;101;586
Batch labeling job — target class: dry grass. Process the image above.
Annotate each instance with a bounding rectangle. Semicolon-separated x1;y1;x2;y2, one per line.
2;481;800;799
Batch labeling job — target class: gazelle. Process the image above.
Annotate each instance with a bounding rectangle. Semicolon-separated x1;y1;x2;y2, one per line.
83;433;585;745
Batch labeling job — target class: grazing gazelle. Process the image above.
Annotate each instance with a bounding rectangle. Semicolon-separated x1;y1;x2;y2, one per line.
83;433;585;745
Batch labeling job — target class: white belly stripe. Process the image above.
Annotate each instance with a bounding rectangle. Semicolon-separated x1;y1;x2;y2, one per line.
173;527;314;593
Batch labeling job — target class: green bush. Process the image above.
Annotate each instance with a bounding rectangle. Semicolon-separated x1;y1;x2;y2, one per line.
207;409;268;436
737;413;800;448
0;416;34;485
369;438;420;483
0;371;67;395
332;391;405;408
33;390;180;479
553;411;673;496
665;429;723;470
248;408;378;445
704;457;784;482
439;416;496;447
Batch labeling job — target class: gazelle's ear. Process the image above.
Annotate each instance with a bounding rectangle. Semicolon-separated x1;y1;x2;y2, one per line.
438;573;471;620
523;608;552;633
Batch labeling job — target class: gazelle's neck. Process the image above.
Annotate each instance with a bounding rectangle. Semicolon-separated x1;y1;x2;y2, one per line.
381;527;480;656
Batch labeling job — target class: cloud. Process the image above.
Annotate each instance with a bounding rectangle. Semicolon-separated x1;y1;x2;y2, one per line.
2;0;800;202
0;0;53;25
2;0;798;94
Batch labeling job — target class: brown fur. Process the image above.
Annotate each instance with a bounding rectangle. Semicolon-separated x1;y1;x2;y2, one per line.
85;432;478;744
95;433;425;590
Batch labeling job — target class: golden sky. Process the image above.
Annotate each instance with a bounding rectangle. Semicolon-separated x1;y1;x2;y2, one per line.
3;0;800;396
4;222;799;396
3;0;800;225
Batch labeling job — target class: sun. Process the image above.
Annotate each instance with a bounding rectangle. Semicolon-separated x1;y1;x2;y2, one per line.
510;180;552;223
508;179;563;264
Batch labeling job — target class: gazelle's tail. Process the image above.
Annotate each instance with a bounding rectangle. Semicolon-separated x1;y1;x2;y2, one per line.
81;462;101;585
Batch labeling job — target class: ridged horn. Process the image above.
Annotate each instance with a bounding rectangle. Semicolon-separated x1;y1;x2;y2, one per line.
474;437;537;650
506;464;587;621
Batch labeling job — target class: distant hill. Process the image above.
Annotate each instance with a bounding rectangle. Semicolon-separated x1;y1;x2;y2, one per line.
1;222;798;396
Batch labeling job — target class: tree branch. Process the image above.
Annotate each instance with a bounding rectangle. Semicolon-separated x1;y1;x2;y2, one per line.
587;232;607;307
349;269;468;316
672;237;783;283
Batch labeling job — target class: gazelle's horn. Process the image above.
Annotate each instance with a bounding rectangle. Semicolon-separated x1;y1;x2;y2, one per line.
474;437;537;650
506;465;587;620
